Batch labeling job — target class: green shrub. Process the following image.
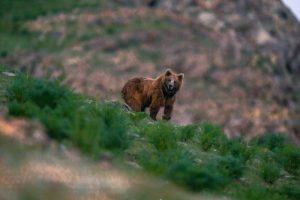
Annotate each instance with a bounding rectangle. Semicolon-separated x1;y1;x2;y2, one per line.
64;102;131;151
6;75;80;139
137;149;184;175
70;102;131;154
27;79;69;109
6;75;72;108
143;121;177;152
6;75;30;103
252;133;288;151
167;157;228;191
97;104;130;149
278;183;300;200
177;124;198;142
129;112;151;126
278;145;300;176
40;110;72;139
259;156;281;184
234;185;284;200
8;101;37;117
226;137;253;161
198;123;228;152
6;75;130;152
218;155;245;179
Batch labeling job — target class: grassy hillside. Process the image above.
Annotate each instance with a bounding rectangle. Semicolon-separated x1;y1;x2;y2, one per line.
0;0;299;199
1;69;300;200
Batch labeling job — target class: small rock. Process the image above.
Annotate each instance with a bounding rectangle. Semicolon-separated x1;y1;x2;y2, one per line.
2;72;16;77
198;12;216;25
197;12;224;30
255;28;274;45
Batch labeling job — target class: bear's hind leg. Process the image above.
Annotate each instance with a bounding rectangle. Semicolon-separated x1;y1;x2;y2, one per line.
141;106;147;112
126;99;142;112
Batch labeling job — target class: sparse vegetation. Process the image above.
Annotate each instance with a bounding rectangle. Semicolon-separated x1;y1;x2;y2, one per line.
3;72;300;199
0;0;110;54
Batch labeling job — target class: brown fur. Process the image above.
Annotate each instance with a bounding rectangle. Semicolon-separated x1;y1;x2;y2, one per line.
121;69;184;120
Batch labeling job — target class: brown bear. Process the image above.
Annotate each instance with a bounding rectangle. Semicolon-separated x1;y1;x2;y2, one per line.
121;69;184;121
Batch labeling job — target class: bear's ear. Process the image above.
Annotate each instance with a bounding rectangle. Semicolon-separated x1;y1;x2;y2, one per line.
177;73;184;81
165;68;172;76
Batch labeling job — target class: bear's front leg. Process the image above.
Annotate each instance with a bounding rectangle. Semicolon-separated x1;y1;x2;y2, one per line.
163;98;175;121
150;105;160;120
163;105;173;121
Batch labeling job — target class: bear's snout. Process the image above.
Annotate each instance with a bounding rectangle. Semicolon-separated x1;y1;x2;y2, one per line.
167;80;175;90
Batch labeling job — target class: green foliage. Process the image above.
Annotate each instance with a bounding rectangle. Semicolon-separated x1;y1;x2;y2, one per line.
75;103;130;149
198;123;228;152
218;155;245;179
138;149;183;175
70;103;130;155
6;75;78;139
167;154;243;191
129;112;151;126
168;159;224;191
177;124;198;142
168;157;235;191
252;133;289;151
259;155;281;184
6;75;130;154
7;75;72;109
278;183;300;200
278;145;300;176
143;121;177;152
225;137;253;161
233;185;284;200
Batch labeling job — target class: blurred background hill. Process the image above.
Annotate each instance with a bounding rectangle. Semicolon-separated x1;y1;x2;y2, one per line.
1;1;300;199
0;0;299;140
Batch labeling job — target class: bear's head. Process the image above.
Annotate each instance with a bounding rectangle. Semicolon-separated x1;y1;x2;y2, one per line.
162;68;184;97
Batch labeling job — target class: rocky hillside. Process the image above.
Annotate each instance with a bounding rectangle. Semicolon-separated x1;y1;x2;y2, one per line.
0;0;299;140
